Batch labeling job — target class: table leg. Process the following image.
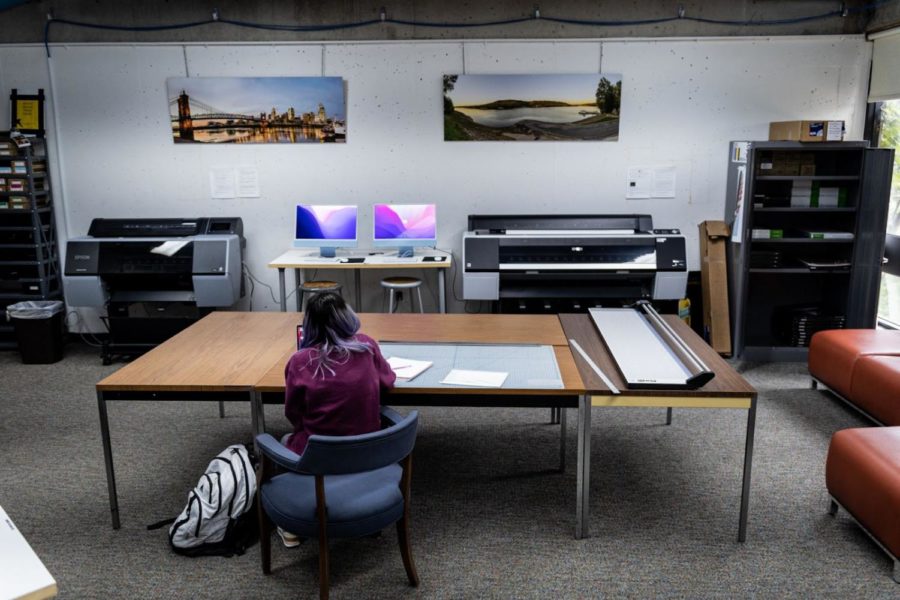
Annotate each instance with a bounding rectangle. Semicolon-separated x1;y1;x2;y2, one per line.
278;268;286;312
355;269;362;312
576;394;591;539
438;269;446;313
666;407;673;425
559;407;567;473
295;268;304;312
251;390;264;437
738;396;757;542
219;401;225;418
98;390;120;530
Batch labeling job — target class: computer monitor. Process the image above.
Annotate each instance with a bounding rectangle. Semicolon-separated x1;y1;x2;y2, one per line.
293;204;358;257
373;204;437;257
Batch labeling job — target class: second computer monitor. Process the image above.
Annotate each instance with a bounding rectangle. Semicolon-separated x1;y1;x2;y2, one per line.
373;204;437;257
294;204;358;257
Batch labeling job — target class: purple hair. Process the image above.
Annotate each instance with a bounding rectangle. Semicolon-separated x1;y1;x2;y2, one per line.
300;292;372;377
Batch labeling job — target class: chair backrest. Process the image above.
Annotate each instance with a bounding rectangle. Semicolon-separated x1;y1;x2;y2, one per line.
295;410;418;476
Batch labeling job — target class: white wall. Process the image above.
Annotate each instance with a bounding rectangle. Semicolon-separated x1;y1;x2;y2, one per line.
0;37;872;323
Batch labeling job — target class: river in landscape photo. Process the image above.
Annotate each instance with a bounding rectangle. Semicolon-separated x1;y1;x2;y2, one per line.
456;106;594;127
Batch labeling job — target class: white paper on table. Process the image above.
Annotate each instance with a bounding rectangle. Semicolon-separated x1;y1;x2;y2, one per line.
440;369;508;388
209;167;236;199
236;166;260;198
150;240;190;257
386;356;433;381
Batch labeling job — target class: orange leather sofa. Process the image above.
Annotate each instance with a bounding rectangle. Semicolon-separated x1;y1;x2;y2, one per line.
812;329;900;581
826;427;900;582
808;329;900;425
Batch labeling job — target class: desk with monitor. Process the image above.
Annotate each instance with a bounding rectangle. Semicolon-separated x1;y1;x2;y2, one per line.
273;203;450;311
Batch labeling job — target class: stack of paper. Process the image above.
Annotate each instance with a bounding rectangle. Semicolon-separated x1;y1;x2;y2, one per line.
800;230;854;240
386;356;433;382
816;187;846;207
791;181;813;207
439;369;508;388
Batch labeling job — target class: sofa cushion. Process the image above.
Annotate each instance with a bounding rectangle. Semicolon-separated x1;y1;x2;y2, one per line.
826;427;900;560
809;329;900;398
849;355;900;427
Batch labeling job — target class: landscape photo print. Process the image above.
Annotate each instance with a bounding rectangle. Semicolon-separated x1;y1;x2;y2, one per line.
167;76;346;144
443;73;621;142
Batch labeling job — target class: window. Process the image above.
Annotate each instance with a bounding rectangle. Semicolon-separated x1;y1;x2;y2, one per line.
877;99;900;327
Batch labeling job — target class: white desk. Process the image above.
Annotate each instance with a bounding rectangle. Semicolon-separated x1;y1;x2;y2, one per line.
0;505;57;600
268;248;452;313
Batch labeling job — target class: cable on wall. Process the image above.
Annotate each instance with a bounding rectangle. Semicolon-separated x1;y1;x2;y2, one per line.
42;1;900;56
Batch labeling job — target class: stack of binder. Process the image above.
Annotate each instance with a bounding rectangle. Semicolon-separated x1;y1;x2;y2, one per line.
773;305;846;347
791;181;813;207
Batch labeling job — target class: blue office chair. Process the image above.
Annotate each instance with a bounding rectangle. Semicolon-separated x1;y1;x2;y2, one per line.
255;407;419;600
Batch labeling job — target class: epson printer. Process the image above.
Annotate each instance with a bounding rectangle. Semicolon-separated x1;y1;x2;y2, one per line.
65;217;245;363
463;214;686;312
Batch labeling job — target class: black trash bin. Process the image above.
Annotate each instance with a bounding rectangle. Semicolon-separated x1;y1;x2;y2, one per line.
6;300;65;364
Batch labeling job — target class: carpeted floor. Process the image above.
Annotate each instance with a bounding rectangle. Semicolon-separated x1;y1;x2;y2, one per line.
0;343;896;598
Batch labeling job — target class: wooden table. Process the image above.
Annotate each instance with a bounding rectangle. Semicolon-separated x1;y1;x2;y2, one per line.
268;248;452;313
255;313;589;533
559;313;758;541
96;311;299;529
96;312;588;534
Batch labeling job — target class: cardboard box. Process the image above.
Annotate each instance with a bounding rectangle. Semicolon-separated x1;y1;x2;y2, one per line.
769;120;845;142
699;221;732;356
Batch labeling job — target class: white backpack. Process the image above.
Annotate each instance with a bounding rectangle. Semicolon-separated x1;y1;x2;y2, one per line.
167;444;257;556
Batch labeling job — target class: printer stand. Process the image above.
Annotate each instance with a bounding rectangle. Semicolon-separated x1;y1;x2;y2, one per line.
103;301;212;364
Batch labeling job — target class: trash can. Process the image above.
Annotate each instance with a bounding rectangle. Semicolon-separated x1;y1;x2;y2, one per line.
6;300;65;364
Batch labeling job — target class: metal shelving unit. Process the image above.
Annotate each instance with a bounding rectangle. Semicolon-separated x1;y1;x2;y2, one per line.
0;134;62;350
724;141;894;361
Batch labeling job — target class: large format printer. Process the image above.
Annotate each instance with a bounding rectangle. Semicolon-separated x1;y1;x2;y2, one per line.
64;217;244;363
463;214;687;312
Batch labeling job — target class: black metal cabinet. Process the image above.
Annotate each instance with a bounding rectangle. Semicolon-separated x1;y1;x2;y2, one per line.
724;141;894;360
0;134;62;349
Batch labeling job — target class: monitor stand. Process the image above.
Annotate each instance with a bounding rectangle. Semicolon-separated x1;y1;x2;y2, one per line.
398;246;414;258
319;247;336;258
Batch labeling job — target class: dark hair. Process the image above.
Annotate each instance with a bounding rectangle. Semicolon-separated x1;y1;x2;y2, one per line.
300;292;371;376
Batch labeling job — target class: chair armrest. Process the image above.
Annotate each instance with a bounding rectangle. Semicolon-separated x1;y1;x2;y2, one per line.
255;433;302;471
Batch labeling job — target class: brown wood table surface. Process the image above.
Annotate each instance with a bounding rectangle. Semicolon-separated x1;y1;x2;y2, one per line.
559;313;756;405
97;311;300;392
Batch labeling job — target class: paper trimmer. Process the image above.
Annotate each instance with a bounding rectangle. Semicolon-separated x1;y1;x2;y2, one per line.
588;301;715;389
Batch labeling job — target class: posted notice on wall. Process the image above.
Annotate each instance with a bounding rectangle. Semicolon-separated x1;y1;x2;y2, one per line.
626;166;677;199
209;166;260;199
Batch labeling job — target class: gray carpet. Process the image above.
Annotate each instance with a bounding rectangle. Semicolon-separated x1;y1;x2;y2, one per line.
0;343;897;598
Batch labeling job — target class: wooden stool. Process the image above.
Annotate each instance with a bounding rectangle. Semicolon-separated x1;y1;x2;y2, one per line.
299;280;342;312
381;277;424;313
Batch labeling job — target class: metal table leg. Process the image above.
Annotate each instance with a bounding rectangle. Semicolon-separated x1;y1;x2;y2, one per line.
251;390;264;437
219;401;225;418
576;394;592;539
666;407;673;425
738;396;757;542
98;390;120;529
295;268;304;312
438;269;446;313
559;407;567;472
278;268;286;312
355;269;362;311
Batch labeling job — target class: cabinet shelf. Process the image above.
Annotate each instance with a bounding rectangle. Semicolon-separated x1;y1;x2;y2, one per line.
751;238;854;244
755;175;859;181
749;268;851;274
752;207;856;213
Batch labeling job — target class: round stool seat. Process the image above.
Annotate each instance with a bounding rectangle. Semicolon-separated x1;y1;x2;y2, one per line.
380;277;422;289
380;277;424;313
300;280;342;292
299;280;343;311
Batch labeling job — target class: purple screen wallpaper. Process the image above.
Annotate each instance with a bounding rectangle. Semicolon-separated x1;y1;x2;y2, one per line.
295;205;357;240
374;204;436;240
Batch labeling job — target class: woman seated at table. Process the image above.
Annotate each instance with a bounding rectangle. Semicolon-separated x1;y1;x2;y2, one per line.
278;291;396;547
283;291;396;455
